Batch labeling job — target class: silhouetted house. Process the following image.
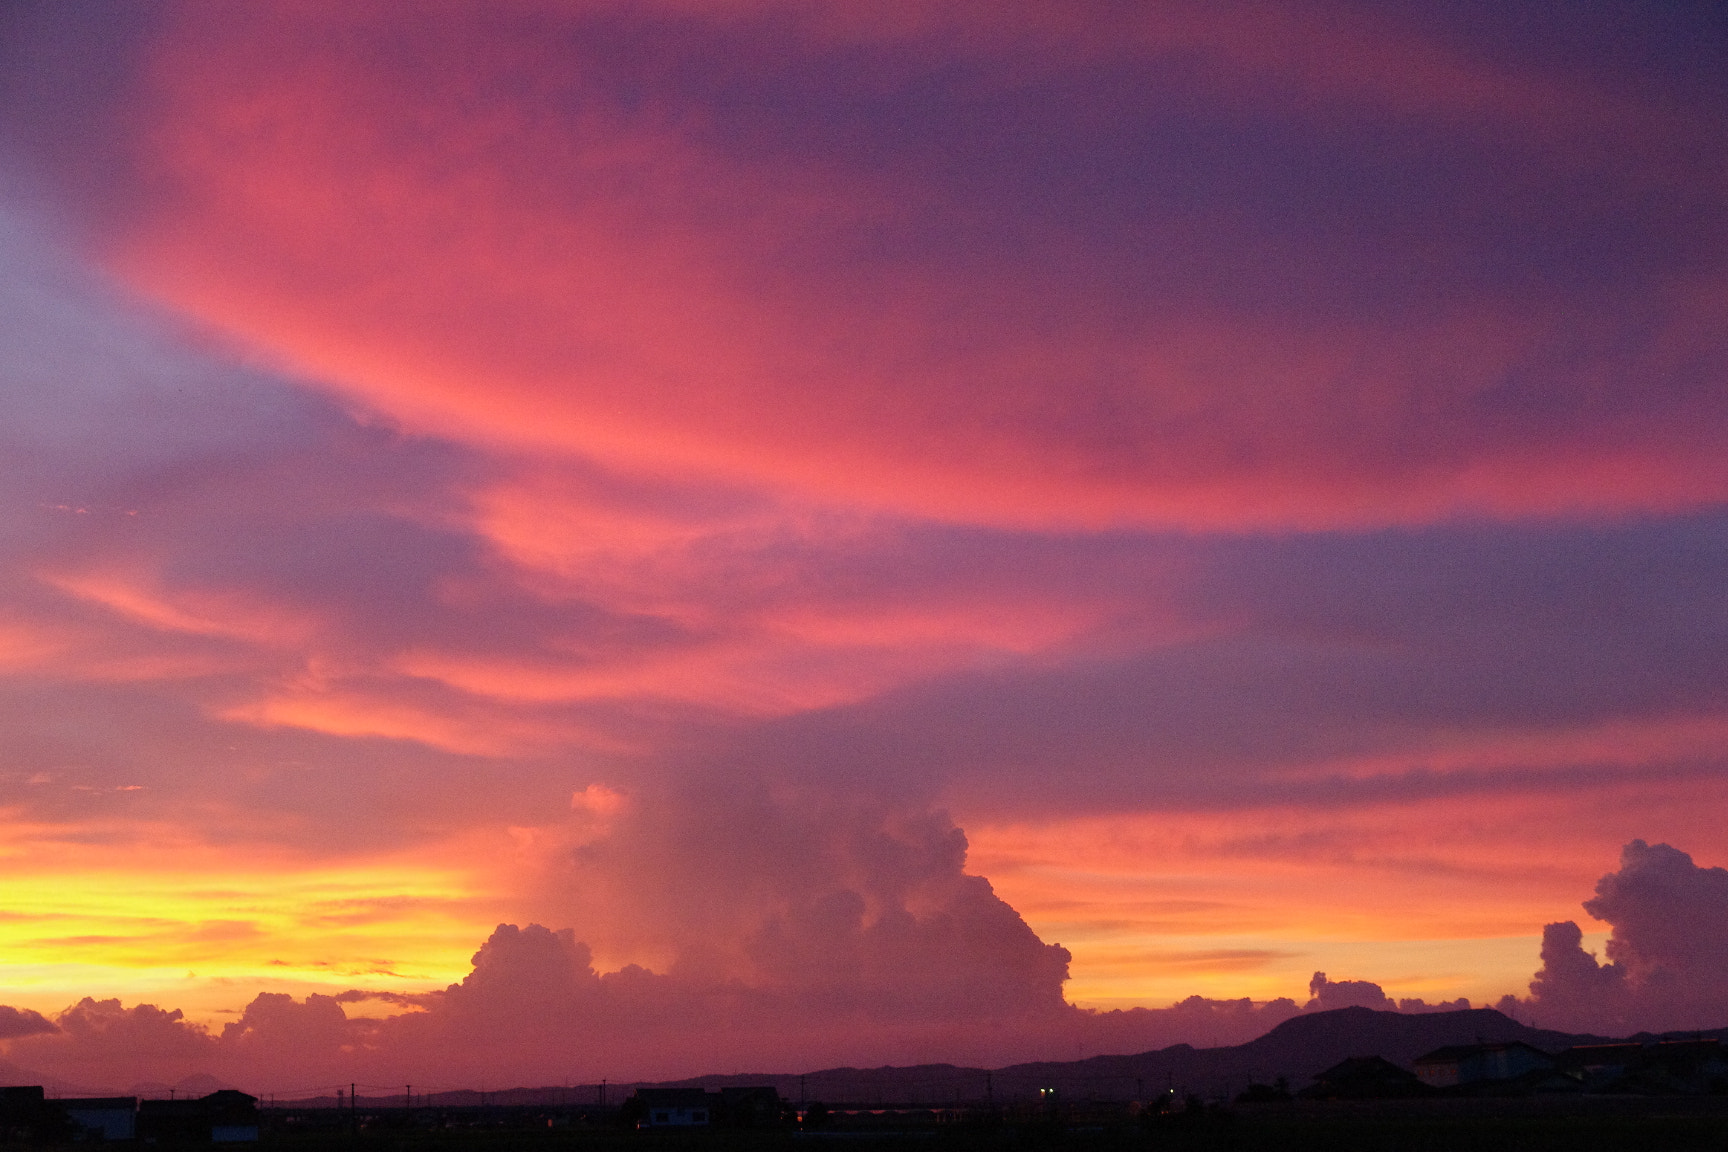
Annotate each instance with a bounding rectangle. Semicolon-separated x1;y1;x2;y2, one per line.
1413;1041;1554;1088
634;1088;714;1127
140;1098;208;1143
630;1086;783;1127
1552;1040;1728;1095
1298;1056;1430;1099
60;1097;137;1141
205;1091;261;1144
1619;1040;1728;1095
0;1086;69;1142
1555;1043;1643;1091
718;1086;783;1127
139;1090;259;1143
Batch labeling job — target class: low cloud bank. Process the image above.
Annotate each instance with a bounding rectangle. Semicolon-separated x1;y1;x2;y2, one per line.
1305;972;1469;1015
5;838;1725;1092
0;935;1460;1096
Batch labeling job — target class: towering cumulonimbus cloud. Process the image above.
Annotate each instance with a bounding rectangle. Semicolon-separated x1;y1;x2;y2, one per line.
539;782;1075;1023
1509;841;1728;1034
1519;921;1632;1034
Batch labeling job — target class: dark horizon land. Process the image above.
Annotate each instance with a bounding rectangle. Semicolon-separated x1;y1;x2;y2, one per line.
11;1007;1728;1152
2;0;1728;1111
251;1005;1715;1106
4;1003;1722;1106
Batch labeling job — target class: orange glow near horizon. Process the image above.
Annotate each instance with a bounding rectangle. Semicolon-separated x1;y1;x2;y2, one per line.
0;830;496;1025
0;789;1695;1027
967;775;1728;1011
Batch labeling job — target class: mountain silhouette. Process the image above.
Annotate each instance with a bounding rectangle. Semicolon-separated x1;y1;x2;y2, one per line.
634;1008;1642;1103
272;1007;1728;1107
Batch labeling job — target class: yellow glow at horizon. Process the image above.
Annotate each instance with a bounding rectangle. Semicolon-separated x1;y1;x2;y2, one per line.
5;784;1697;1032
0;857;494;1024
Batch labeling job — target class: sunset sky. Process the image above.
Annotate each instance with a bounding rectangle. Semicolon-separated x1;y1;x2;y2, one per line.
1;0;1727;1092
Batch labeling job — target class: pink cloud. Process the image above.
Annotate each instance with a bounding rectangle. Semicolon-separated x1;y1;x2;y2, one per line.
10;0;1711;530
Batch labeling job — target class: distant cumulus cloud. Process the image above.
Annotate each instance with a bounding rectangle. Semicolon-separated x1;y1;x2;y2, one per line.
1305;972;1468;1015
6;999;216;1090
1509;841;1728;1034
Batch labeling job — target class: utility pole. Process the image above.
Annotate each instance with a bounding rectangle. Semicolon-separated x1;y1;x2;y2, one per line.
351;1083;357;1136
985;1071;993;1107
406;1085;411;1118
799;1075;805;1107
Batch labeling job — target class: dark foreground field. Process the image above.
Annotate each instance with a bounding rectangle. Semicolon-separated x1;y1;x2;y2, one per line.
237;1100;1728;1152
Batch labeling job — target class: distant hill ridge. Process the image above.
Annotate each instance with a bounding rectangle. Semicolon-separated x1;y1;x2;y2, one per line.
255;1008;1728;1107
636;1008;1718;1104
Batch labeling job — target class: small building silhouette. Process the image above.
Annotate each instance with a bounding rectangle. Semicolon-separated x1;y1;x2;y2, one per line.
1619;1040;1728;1095
61;1097;138;1141
1554;1043;1644;1091
718;1086;783;1126
1413;1041;1554;1088
1549;1040;1728;1095
0;1086;69;1143
1298;1056;1430;1099
631;1086;783;1127
634;1088;715;1127
139;1089;259;1143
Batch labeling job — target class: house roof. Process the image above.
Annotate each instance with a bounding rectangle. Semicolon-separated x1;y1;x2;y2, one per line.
719;1086;779;1100
1298;1056;1428;1100
635;1089;714;1107
138;1091;257;1116
138;1099;206;1116
1312;1056;1423;1083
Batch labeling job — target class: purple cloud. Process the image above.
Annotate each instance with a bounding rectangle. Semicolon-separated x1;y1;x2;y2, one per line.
1510;841;1728;1033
